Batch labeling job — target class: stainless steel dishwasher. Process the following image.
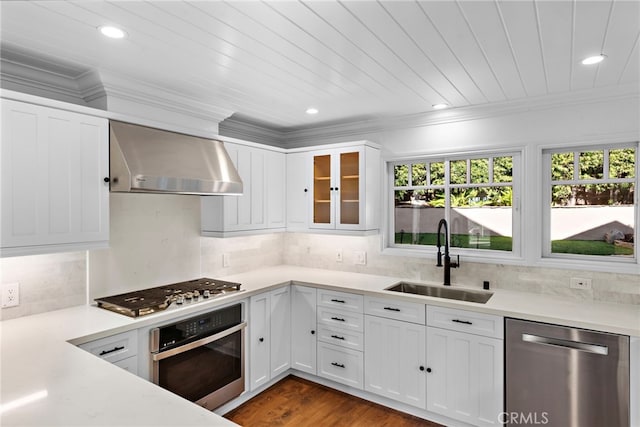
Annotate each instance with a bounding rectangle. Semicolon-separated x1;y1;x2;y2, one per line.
506;318;629;427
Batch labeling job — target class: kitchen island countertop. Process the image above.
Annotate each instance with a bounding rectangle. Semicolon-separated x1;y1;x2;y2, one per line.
1;265;638;426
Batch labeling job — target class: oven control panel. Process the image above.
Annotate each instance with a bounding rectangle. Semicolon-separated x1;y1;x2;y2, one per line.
155;303;242;352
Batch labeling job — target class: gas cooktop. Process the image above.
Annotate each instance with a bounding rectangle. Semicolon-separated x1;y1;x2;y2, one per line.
94;278;242;318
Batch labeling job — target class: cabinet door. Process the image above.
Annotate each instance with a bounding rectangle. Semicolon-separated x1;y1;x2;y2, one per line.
311;151;335;229
249;292;270;390
270;286;291;377
364;315;426;409
426;327;503;427
1;99;109;253
223;143;266;231
291;285;317;374
335;148;365;230
266;150;286;229
286;152;309;230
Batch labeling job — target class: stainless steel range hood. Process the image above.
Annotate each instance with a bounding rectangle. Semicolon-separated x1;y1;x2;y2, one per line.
109;121;242;195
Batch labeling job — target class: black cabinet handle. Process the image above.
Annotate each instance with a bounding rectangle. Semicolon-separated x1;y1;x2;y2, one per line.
426;367;432;373
304;188;308;192
452;319;473;325
103;177;110;183
330;187;334;191
331;317;346;322
99;345;124;356
419;366;425;371
335;187;339;191
331;299;346;303
384;307;400;312
259;337;264;342
331;335;345;340
311;330;316;335
331;362;345;368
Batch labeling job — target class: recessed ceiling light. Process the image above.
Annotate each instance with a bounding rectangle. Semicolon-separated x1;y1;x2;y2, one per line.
99;25;127;39
581;54;606;65
306;107;319;115
432;103;448;110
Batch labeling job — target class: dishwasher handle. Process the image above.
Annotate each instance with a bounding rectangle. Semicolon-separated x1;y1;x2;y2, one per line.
522;333;609;355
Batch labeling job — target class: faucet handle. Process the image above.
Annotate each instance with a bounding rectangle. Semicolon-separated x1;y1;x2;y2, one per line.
436;249;443;267
450;254;460;268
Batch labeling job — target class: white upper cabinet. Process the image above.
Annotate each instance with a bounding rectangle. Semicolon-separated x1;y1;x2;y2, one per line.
285;151;309;230
201;141;286;236
1;99;109;256
287;141;381;233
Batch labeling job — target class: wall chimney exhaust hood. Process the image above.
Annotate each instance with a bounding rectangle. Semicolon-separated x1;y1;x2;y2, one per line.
109;121;242;195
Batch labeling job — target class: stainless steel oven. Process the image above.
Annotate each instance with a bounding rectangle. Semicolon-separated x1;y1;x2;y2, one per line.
150;303;246;410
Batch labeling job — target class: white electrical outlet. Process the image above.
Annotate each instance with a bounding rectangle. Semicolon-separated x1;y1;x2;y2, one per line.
336;249;343;263
222;253;230;268
570;277;592;290
354;251;367;265
2;282;20;308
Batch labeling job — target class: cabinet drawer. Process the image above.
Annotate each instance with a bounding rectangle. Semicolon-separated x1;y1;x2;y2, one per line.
78;330;138;364
365;296;426;324
317;325;364;352
318;342;363;389
113;355;138;375
317;307;364;332
317;289;363;313
427;306;503;339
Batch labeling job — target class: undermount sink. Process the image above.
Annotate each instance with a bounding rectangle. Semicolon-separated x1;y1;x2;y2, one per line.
385;281;493;304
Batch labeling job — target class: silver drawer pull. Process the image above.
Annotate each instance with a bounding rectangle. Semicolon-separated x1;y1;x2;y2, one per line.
331;362;345;368
522;334;609;355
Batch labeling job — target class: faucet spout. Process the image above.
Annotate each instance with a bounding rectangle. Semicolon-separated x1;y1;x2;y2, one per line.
435;219;459;286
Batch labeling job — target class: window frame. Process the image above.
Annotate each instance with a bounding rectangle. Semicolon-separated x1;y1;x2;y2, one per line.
386;149;523;262
541;142;638;264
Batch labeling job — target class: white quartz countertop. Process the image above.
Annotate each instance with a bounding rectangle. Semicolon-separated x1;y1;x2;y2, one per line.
1;265;638;427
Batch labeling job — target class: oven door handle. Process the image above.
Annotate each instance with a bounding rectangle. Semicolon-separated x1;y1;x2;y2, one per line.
152;322;246;361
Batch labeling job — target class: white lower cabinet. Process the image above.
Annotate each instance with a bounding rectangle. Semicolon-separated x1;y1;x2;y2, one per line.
249;285;291;391
317;341;363;389
364;315;426;409
426;307;504;427
78;330;138;375
291;284;317;374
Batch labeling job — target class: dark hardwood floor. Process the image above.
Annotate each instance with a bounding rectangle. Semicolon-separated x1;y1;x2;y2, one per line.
224;375;441;427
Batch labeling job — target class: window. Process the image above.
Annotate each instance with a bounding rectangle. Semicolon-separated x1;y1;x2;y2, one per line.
390;152;520;256
542;144;637;261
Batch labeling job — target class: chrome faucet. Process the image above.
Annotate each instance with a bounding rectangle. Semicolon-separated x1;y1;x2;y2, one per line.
436;219;459;286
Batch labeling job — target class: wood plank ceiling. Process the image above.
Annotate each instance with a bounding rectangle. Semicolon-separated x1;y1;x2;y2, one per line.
1;1;638;130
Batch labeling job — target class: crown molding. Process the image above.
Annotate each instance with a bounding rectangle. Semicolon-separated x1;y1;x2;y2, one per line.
218;115;287;147
0;60;235;135
278;84;640;147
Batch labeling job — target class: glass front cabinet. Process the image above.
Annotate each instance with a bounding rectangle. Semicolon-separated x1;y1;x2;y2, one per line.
309;143;380;231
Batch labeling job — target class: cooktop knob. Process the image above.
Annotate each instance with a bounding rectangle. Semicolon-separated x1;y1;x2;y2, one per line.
203;290;210;298
176;295;185;305
184;292;193;301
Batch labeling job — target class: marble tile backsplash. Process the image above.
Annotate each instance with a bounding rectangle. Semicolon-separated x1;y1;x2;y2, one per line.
201;233;285;277
0;251;86;320
284;233;640;305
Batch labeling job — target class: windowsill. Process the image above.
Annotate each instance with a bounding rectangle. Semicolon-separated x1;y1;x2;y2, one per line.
382;246;640;274
534;256;640;275
381;246;527;266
